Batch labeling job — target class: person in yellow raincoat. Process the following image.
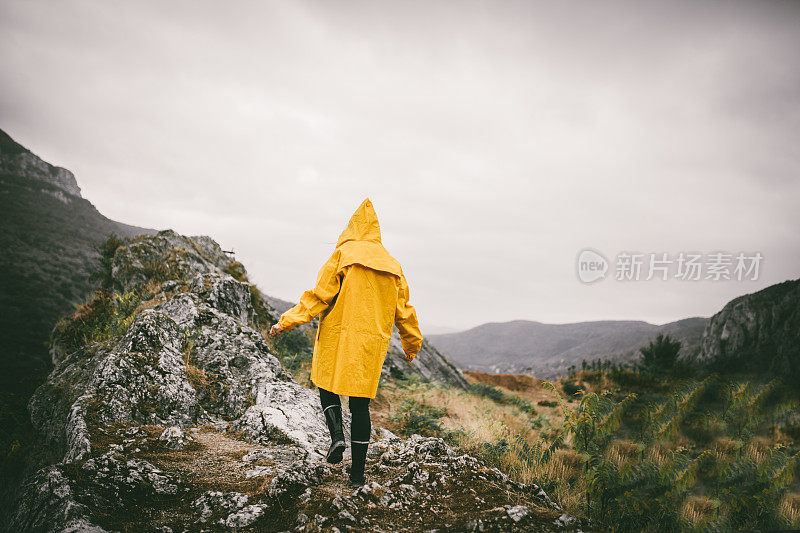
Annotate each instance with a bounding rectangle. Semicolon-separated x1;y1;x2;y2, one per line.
269;198;423;487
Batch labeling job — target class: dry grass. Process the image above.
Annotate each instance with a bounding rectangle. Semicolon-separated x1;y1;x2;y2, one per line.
680;495;719;527
645;439;679;468
606;439;642;468
185;363;215;397
379;379;545;446
371;373;590;515
744;436;773;464
369;369;800;529
465;371;567;415
780;492;800;525
710;436;742;463
182;343;219;401
464;371;541;392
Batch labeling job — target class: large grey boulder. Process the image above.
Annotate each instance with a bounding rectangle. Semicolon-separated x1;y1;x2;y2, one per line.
34;232;336;466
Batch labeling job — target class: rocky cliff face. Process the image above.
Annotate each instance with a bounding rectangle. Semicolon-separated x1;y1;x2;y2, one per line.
10;230;572;532
0;129;82;197
698;278;800;378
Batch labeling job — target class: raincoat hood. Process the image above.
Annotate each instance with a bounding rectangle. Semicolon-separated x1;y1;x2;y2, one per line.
277;196;424;398
335;198;402;278
336;198;382;247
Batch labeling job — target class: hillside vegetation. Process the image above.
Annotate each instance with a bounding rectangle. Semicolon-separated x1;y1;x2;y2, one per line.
375;337;800;531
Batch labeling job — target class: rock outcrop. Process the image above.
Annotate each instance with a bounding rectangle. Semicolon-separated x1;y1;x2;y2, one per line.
11;230;573;531
11;428;577;532
698;278;800;378
0;129;82;197
39;230;336;463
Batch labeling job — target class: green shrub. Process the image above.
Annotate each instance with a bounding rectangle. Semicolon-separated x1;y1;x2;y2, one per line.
390;399;448;437
89;233;123;289
562;380;585;397
468;382;506;403
223;261;248;282
639;334;682;374
534;375;800;531
51;288;140;355
273;328;312;357
468;382;538;416
249;286;276;331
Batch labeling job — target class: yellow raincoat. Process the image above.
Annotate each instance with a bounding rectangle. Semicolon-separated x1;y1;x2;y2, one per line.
277;198;423;398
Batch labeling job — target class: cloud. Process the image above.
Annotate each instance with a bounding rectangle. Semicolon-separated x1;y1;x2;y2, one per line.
1;0;799;330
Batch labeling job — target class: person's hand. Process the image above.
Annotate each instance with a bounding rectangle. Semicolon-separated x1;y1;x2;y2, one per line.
404;353;415;362
269;323;283;337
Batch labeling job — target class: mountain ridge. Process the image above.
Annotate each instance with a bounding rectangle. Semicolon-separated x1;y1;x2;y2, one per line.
429;316;707;377
0;127;157;397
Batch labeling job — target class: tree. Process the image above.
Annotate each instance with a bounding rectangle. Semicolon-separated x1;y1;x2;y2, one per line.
639;334;681;374
89;233;123;289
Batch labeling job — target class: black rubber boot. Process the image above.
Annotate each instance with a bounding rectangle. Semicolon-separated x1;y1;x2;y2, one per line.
323;404;346;464
348;441;368;487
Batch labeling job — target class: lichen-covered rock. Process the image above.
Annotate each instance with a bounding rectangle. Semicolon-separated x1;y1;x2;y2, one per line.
266;459;331;499
193;491;250;523
10;446;187;532
159;426;190;450
12;231;574;532
224;503;268;529
9;466;101;533
293;432;582;532
29;233;335;466
12;232;337;530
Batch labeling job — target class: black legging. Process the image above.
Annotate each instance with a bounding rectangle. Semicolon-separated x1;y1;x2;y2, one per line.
319;386;371;444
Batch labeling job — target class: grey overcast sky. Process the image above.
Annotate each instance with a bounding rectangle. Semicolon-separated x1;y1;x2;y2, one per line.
1;0;799;333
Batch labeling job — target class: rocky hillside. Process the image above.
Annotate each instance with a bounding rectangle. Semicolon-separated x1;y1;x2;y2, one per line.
8;230;577;532
698;278;800;380
0;128;155;413
429;317;706;377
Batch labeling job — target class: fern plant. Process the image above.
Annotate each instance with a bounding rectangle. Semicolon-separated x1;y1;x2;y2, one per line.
542;381;637;523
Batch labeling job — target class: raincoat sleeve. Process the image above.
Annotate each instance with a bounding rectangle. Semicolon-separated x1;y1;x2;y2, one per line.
395;273;423;360
278;251;342;331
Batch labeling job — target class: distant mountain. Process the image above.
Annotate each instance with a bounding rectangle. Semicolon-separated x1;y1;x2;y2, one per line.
698;278;800;382
428;317;707;378
262;294;298;316
421;324;464;335
0;128;157;405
